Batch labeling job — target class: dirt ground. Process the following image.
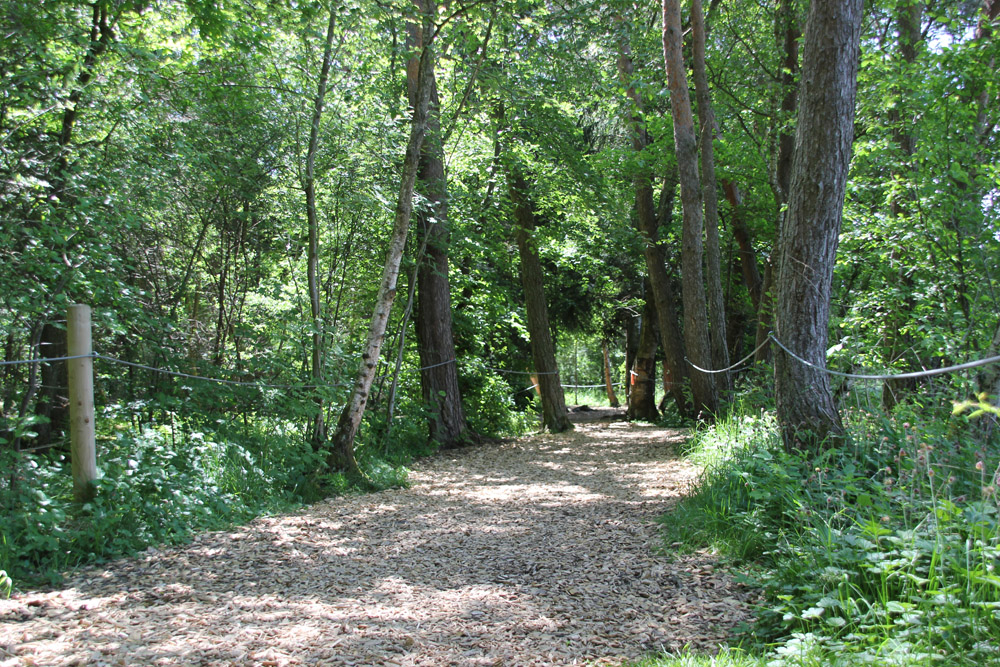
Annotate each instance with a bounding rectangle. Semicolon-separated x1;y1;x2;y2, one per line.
0;417;757;666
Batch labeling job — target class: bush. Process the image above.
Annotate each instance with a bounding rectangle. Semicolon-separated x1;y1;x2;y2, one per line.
663;396;1000;666
0;415;319;587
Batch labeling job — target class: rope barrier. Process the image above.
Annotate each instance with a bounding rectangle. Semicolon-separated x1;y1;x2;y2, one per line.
481;365;560;376
411;358;457;372
685;338;772;375
768;334;1000;381
17;333;992;395
94;354;346;391
0;353;95;367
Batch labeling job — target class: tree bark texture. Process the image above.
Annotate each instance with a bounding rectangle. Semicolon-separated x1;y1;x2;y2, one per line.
305;8;338;447
627;293;659;422
774;0;862;452
509;173;573;433
328;37;435;476
882;0;922;411
616;35;689;416
757;0;801;366
602;341;620;408
408;2;470;448
691;0;731;395
662;0;718;417
723;181;763;312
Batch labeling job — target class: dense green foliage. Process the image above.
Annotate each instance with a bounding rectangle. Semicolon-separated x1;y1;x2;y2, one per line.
658;384;1000;665
1;0;997;609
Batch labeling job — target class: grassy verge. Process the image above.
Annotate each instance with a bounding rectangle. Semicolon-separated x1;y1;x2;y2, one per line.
643;396;1000;666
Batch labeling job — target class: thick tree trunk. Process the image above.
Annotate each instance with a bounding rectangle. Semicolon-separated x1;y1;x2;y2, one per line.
774;0;862;452
305;8;337;447
408;2;469;448
602;341;620;408
509;173;573;433
627;293;659;422
327;39;435;477
662;0;718;417
616;38;690;416
691;0;731;395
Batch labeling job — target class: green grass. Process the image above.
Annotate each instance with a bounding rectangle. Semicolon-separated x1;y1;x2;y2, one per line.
630;647;767;666
654;394;1000;666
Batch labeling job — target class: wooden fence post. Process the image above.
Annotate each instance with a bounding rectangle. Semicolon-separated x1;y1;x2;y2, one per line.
68;304;97;503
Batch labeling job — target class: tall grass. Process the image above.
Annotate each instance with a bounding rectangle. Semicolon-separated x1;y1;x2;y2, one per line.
654;395;1000;666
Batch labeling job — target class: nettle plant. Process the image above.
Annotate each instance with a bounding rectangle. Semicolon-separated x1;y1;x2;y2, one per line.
757;405;1000;665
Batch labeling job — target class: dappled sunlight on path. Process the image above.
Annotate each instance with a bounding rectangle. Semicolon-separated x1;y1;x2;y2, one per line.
1;422;757;666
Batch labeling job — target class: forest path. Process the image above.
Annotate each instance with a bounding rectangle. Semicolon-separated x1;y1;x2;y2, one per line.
1;420;756;666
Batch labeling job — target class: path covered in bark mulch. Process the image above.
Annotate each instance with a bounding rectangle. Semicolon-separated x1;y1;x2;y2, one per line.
1;418;757;666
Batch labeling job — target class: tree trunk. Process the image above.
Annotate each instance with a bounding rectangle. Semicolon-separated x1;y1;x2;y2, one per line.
757;0;801;366
723;181;763;311
691;0;731;395
880;0;922;411
32;321;68;448
616;33;690;416
627;293;659;422
408;1;470;449
662;0;718;417
774;0;862;452
509;172;573;433
31;5;117;448
624;315;639;404
603;341;620;408
327;35;435;477
305;8;338;447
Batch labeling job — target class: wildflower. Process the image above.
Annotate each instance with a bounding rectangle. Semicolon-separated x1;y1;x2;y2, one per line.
984;486;996;498
881;516;890;522
904;422;911;429
927;468;935;477
976;461;985;471
948;476;956;485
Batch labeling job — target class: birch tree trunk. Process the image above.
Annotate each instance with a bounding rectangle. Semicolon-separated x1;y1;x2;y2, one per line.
327;38;435;477
662;0;718;417
774;0;862;452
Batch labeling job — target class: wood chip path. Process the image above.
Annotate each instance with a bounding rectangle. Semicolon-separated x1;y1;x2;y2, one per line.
1;419;757;666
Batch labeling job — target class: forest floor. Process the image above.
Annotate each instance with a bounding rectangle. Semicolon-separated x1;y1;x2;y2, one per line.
0;413;758;666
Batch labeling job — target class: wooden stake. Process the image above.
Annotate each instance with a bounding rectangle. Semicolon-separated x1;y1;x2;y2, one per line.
68;304;97;503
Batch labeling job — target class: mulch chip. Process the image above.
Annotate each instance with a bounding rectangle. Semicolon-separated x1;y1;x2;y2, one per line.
1;421;758;666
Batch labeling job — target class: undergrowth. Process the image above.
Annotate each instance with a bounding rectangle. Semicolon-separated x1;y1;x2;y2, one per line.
0;371;539;589
655;393;1000;666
